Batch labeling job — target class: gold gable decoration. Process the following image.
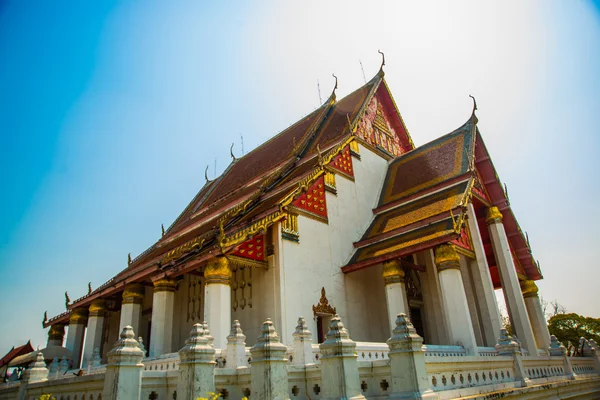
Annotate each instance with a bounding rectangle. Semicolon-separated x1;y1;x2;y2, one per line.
312;287;336;317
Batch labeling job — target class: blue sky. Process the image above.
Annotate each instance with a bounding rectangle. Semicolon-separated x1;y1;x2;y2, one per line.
0;1;599;354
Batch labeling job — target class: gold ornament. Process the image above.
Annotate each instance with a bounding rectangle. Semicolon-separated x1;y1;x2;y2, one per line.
486;206;503;225
204;257;232;284
312;287;336;317
520;280;539;298
434;244;460;271
69;308;89;325
48;324;65;340
153;278;177;292
88;299;106;315
122;283;145;304
382;259;405;285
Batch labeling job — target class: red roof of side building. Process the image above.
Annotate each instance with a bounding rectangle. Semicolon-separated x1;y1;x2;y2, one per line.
0;341;33;368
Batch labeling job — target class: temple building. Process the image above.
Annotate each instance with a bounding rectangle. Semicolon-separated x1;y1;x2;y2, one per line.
5;62;600;399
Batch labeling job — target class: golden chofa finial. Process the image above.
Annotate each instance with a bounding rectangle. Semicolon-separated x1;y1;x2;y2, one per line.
128;253;132;265
42;311;47;328
204;165;211;183
469;94;478;113
230;143;237;161
332;73;338;91
88;282;92;295
378;49;385;73
161;223;165;236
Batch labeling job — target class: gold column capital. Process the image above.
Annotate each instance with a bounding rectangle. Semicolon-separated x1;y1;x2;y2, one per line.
48;324;65;341
204;256;232;285
88;299;106;316
122;282;145;304
153;278;177;293
69;307;89;325
382;259;405;285
520;280;539;298
434;244;460;271
486;206;504;225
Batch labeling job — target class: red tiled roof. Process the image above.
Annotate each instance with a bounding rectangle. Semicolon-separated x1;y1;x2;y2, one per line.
0;341;33;368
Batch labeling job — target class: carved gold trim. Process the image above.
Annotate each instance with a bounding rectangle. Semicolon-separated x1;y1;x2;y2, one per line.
520;280;539;298
324;171;336;193
48;324;65;340
434;244;460;271
382;259;405;285
349;140;360;155
69;308;89;325
153;278;177;292
122;283;145;304
486;206;503;225
228;254;268;270
454;245;475;260
281;213;299;242
204;256;232;285
162;232;210;264
88;299;106;316
220;212;285;249
312;287;336;317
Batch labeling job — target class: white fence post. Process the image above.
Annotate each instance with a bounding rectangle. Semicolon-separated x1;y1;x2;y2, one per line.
496;328;531;387
250;318;290;400
103;326;144;400
177;323;216;399
549;335;577;380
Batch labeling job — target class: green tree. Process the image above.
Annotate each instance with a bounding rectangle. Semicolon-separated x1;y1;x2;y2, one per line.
548;313;600;351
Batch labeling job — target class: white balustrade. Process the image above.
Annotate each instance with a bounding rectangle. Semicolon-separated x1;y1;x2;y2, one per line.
424;344;466;357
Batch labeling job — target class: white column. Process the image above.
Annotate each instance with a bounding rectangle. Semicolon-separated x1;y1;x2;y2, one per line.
486;206;538;356
46;324;66;348
65;308;88;369
458;255;484;346
382;260;409;333
466;203;503;347
434;244;479;355
119;283;145;335
149;278;176;357
82;299;106;368
521;280;551;353
203;256;232;350
417;250;450;345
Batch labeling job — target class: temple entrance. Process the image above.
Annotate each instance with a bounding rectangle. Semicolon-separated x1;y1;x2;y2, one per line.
312;287;337;343
405;266;426;340
409;306;425;338
316;315;333;343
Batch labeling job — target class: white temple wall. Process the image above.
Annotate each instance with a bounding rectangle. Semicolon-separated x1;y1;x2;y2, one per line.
231;266;270;345
280;143;389;344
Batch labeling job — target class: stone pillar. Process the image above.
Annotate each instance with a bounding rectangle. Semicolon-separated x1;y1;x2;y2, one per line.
292;317;314;366
520;280;551;354
382;260;409;332
318;315;365;400
387;314;437;399
549;335;576;380
65;307;88;369
466;203;502;347
203;256;232;350
46;323;66;347
417;250;450;345
486;206;538;356
119;283;145;334
496;328;531;387
149;278;176;357
226;320;248;369
103;326;144;400
434;244;479;355
17;352;50;400
250;319;289;400
177;323;216;399
82;299;106;368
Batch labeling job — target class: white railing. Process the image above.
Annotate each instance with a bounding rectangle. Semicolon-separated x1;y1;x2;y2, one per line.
571;357;597;376
477;346;499;357
425;355;515;392
355;342;389;361
424;345;466;357
142;352;180;372
522;356;565;380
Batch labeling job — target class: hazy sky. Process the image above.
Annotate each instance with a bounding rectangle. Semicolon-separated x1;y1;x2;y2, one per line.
1;1;599;354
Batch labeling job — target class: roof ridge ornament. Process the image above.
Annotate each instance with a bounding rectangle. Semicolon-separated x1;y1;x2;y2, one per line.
230;143;237;161
204;165;211;183
378;49;385;75
469;94;479;123
330;73;338;101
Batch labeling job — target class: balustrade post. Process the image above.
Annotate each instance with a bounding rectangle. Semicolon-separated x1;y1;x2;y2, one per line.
177;323;216;399
226;320;248;369
17;351;49;400
496;329;530;387
103;326;144;400
587;339;600;375
292;317;314;366
549;335;576;380
250;319;289;400
387;314;437;399
318;314;365;400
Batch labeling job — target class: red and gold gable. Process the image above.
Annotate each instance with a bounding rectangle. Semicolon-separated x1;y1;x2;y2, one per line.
356;94;410;156
328;145;354;178
292;176;327;219
451;226;473;253
232;234;266;261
